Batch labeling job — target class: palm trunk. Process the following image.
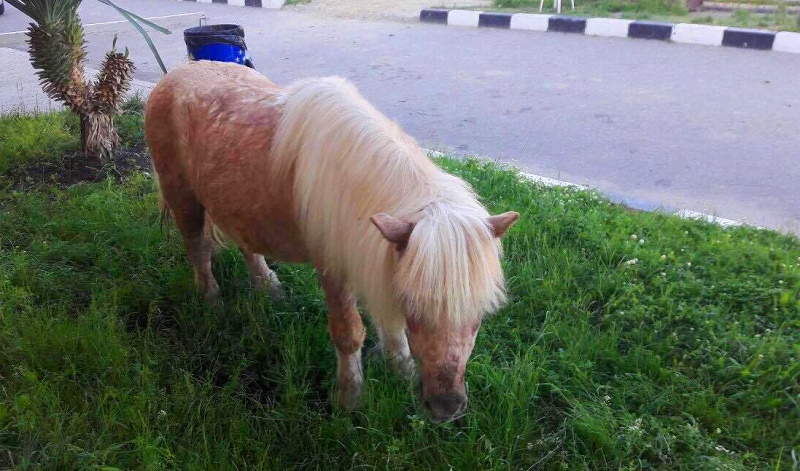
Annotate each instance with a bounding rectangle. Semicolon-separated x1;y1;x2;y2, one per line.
80;112;119;163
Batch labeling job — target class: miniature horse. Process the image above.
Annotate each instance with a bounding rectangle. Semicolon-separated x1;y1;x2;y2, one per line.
145;61;518;423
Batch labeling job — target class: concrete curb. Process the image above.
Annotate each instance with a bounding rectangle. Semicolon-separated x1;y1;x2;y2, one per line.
672;23;726;46
774;31;800;52
420;8;800;53
423;149;756;230
586;18;632;38
176;0;285;8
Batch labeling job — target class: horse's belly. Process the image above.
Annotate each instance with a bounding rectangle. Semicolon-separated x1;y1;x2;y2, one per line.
209;208;309;263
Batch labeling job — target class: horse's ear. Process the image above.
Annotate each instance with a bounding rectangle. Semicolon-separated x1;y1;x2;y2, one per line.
487;211;520;238
371;213;413;247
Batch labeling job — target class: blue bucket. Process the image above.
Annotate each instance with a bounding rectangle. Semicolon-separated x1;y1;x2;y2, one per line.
184;24;254;68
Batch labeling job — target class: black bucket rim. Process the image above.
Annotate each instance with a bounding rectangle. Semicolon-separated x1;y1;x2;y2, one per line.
183;24;245;38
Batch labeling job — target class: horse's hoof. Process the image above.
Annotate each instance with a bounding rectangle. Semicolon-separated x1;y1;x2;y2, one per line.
393;357;417;381
366;345;382;362
337;387;363;411
252;273;284;302
205;291;224;311
204;284;220;300
366;348;416;380
268;283;284;303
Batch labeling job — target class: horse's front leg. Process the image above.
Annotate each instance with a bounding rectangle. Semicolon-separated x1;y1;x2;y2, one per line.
320;274;365;410
374;326;416;381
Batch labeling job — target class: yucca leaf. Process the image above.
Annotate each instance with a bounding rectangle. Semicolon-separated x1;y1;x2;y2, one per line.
8;0;172;75
93;0;171;74
95;0;172;35
6;0;82;24
104;8;168;74
3;1;26;16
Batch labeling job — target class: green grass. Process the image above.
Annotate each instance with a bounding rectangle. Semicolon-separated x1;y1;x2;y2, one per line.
486;0;800;32
722;0;796;6
117;93;147;149
0;112;79;175
0;94;148;176
1;111;798;469
495;0;688;16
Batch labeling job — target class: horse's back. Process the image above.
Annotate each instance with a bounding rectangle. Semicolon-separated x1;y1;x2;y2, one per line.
146;60;279;114
145;61;306;262
146;61;280;154
146;60;283;192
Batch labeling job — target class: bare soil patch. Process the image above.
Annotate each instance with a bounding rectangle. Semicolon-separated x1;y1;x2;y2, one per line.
7;144;150;191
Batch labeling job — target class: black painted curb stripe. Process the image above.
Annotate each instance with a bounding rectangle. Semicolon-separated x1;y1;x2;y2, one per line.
420;8;449;24
628;21;674;40
722;28;776;49
479;12;513;29
548;16;587;34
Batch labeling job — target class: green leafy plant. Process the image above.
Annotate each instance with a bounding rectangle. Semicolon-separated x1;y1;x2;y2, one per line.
4;0;170;162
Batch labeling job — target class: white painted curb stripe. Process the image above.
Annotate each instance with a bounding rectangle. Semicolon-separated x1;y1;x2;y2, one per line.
519;171;588;190
672;23;726;46
509;13;551;32
262;0;287;8
448;10;482;27
585;18;632;38
675;210;744;228
773;31;800;53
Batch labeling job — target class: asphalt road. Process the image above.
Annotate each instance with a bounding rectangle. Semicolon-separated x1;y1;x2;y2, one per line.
2;0;799;233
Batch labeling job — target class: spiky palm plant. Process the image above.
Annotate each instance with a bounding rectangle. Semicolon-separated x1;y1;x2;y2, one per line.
6;0;167;162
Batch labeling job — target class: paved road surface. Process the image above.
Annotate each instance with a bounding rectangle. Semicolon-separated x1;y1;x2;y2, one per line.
2;0;799;233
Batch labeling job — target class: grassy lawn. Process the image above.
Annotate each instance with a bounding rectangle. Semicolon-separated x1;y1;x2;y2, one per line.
1;108;799;469
482;0;800;32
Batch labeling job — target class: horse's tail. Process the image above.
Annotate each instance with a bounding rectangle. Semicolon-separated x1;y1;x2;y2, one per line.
205;218;227;248
153;169;226;248
153;168;173;233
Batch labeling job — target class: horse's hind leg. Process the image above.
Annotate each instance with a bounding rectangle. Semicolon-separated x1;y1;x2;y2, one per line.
240;249;283;301
320;274;365;410
161;182;220;301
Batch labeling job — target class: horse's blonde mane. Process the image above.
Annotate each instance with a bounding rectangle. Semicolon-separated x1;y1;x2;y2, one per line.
271;77;506;330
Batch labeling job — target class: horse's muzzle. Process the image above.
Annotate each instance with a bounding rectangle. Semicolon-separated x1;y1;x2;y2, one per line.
424;392;468;423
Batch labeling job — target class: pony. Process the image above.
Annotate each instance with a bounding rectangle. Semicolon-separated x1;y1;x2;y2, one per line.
145;61;518;423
